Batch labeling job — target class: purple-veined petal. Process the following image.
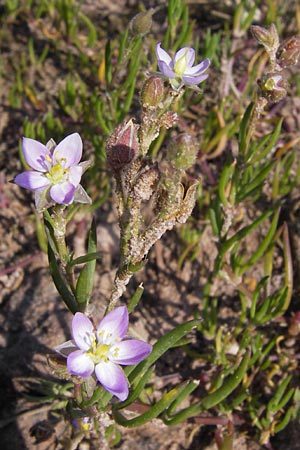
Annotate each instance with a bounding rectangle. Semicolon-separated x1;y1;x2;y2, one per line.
67;350;94;377
50;181;75;204
184;58;210;76
95;360;129;401
22;137;51;172
72;312;95;351
155;42;172;66
14;171;50;190
174;47;195;67
110;339;152;365
97;306;128;344
182;73;209;86
157;60;177;78
68;165;82;187
54;133;82;168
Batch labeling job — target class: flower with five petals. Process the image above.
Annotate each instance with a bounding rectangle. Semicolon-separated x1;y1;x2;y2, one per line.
64;306;152;401
155;42;210;90
14;132;91;212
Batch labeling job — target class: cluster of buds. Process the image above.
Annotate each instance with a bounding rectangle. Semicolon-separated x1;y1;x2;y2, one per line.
251;24;300;103
106;74;201;306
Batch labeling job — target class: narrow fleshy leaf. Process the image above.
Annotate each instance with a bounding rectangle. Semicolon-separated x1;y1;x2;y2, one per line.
75;218;97;305
48;243;78;313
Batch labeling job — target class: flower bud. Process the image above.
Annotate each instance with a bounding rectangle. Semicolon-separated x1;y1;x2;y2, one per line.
106;119;139;170
141;76;165;108
168;134;198;170
277;35;300;68
251;23;279;53
129;9;153;36
257;72;288;103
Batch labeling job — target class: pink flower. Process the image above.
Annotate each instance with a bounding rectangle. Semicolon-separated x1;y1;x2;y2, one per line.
155;42;210;90
14;133;91;212
64;307;152;401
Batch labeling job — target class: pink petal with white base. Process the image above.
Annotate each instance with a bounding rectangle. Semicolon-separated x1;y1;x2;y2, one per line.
184;59;210;76
14;171;50;190
155;43;172;65
67;350;94;377
182;73;209;85
55;133;82;168
69;165;82;187
174;47;195;67
97;306;128;344
111;339;152;365
22;137;50;172
50;181;75;204
72;312;95;351
95;360;129;401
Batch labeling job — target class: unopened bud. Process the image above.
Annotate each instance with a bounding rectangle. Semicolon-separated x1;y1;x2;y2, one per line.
277;35;300;68
129;9;153;36
257;72;288;103
141;76;165;108
106;119;139;170
168;134;198;170
251;23;279;53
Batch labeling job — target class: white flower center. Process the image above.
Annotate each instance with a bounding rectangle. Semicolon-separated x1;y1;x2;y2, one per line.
86;334;119;364
45;153;69;184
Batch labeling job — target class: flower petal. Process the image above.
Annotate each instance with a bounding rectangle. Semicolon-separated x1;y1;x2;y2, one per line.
97;306;128;344
182;74;209;86
174;47;195;67
68;165;82;187
67;350;94;377
14;171;50;190
22;137;50;172
157;60;177;78
110;339;152;365
50;181;75;204
95;360;129;401
184;58;210;76
54;133;83;168
155;42;172;66
72;312;95;351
